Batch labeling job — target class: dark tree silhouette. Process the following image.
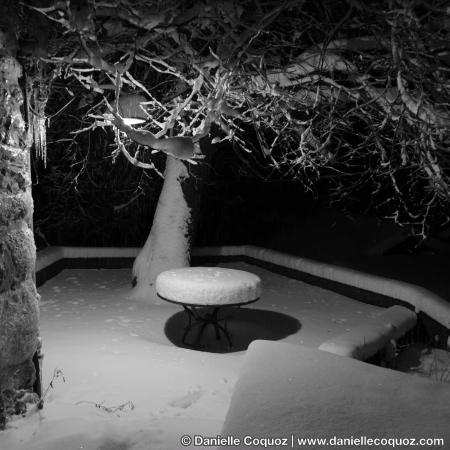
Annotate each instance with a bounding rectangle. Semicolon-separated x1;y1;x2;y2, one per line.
16;0;450;294
4;0;450;294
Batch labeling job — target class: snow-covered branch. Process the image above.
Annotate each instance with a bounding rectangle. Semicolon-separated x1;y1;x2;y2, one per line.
26;0;450;231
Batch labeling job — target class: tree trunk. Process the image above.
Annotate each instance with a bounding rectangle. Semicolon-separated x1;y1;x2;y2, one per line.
131;146;215;302
0;56;40;427
131;156;190;301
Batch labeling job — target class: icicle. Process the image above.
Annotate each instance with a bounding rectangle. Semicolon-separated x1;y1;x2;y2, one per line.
28;73;49;167
32;98;47;166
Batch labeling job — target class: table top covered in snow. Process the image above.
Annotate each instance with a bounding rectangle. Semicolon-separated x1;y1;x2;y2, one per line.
155;267;262;306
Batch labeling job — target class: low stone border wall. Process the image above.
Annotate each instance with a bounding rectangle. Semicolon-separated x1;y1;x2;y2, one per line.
319;305;418;360
36;245;450;346
36;246;138;287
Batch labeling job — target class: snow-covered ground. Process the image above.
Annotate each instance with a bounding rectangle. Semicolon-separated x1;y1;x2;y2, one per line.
1;261;385;450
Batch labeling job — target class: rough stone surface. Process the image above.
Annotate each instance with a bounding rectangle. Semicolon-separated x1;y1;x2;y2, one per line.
0;193;31;226
0;145;29;195
0;54;40;427
0;279;39;369
0;359;37;425
0;227;36;292
0;359;35;393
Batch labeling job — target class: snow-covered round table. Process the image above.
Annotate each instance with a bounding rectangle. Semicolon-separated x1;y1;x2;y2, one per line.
156;267;261;347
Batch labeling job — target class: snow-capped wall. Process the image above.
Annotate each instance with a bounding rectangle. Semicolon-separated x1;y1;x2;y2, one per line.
36;245;450;330
35;246;139;272
319;305;417;360
194;245;450;330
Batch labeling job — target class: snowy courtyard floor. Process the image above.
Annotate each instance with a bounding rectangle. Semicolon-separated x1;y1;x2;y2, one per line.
3;262;386;450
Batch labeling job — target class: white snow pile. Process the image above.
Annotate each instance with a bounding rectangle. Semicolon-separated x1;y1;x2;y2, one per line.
319;305;417;360
220;340;450;448
155;267;261;305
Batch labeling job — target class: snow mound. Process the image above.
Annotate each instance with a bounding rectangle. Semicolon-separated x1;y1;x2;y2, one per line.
319;305;417;360
221;340;450;447
155;267;261;305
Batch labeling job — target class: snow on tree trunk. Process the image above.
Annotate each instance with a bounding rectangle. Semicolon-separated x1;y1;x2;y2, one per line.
131;143;215;302
131;156;192;301
0;56;40;427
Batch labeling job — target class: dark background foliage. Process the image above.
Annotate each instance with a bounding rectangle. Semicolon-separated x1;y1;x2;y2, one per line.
32;86;163;248
32;85;324;249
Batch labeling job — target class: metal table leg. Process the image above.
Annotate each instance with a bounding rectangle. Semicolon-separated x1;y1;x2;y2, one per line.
181;305;234;348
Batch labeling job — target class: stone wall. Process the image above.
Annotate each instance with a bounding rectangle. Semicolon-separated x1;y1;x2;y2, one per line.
0;56;40;427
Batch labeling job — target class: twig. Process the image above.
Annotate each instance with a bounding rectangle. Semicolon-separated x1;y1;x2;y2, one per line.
75;400;135;417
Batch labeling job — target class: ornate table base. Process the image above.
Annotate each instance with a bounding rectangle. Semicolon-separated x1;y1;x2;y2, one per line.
156;267;262;349
181;305;237;347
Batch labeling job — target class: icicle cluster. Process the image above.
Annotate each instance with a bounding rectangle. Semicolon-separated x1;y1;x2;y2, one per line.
32;98;47;165
27;73;48;166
